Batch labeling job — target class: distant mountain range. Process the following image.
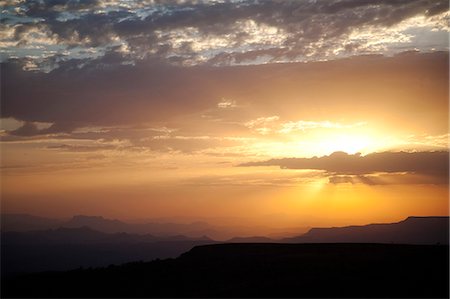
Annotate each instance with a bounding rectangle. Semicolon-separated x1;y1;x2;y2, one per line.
225;216;450;245
282;216;449;244
2;226;210;245
1;214;218;238
1;213;302;240
1;215;448;276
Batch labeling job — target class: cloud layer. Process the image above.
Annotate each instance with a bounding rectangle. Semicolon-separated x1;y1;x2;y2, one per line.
1;51;448;157
1;0;448;71
2;51;447;126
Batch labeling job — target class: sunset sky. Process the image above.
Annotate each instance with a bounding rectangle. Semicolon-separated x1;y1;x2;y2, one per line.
1;0;449;232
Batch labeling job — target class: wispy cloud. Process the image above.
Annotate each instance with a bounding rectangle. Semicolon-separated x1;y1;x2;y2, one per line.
244;116;280;135
217;98;237;109
278;120;366;134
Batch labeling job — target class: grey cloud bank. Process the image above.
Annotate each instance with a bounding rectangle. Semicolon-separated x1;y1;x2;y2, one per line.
240;150;449;179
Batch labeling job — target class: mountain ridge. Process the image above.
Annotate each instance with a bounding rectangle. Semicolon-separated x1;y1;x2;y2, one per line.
283;215;449;244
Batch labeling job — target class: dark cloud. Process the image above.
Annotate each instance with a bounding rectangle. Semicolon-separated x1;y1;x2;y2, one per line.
8;122;41;136
9;121;79;136
2;58;201;124
240;151;449;180
25;0;100;16
2;51;447;129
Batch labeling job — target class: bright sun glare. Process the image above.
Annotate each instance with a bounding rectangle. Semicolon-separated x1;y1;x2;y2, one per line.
298;130;385;157
319;134;373;155
250;130;390;159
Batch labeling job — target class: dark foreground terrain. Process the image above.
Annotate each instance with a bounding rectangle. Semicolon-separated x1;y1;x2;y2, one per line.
2;243;448;298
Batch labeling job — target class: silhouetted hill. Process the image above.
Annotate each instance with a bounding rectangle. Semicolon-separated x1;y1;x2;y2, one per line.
63;215;219;237
1;227;215;276
1;214;219;238
3;243;448;298
1;214;63;232
64;215;125;232
1;226;195;245
283;216;449;244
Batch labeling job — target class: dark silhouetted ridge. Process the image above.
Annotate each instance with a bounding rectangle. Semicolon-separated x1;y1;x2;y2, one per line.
226;236;275;243
2;243;448;298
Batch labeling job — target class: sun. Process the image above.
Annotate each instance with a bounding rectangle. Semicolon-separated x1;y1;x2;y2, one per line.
246;128;390;159
323;134;373;154
309;132;377;156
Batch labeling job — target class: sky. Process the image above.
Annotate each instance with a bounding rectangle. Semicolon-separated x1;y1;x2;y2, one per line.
0;0;449;232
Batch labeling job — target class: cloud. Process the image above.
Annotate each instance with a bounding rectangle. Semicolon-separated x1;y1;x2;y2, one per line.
1;0;448;70
45;143;118;152
8;121;41;136
239;151;449;184
278;120;366;134
244;116;279;135
1;51;448;157
242;117;364;136
9;121;79;136
328;174;383;185
217;98;237;109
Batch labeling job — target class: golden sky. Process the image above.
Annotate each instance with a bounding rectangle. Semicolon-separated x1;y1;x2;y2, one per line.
0;0;449;233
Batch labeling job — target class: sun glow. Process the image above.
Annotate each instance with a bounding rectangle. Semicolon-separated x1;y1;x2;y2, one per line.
296;123;396;157
245;127;395;159
316;133;374;155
